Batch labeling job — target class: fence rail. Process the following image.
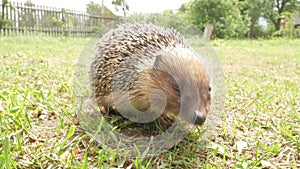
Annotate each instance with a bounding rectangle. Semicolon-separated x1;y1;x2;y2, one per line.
0;1;121;36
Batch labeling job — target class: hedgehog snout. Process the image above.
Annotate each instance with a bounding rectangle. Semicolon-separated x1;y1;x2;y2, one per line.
194;110;206;125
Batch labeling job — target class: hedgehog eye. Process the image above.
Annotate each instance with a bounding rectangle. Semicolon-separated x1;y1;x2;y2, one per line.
208;86;212;92
173;83;180;92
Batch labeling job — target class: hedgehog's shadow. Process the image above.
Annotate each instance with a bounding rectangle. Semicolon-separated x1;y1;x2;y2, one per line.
122;130;210;167
107;109;209;156
106;108;174;137
82;107;209;160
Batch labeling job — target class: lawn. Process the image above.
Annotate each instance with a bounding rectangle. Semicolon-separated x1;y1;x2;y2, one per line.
0;35;299;168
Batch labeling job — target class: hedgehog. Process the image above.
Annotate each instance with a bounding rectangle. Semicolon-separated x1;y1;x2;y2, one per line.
89;23;211;127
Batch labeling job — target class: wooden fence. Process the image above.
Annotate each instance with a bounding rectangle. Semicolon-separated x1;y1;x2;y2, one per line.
0;1;121;36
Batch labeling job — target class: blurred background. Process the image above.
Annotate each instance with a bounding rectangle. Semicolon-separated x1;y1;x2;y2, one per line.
1;0;300;38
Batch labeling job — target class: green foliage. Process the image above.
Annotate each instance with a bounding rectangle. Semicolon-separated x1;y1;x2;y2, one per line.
112;0;129;11
85;1;112;32
112;0;128;7
18;0;36;28
39;12;59;27
112;0;123;6
185;0;250;39
249;25;269;38
91;20;104;33
86;1;101;15
261;0;300;31
178;0;300;39
19;11;36;28
272;11;300;38
126;11;202;38
0;19;11;27
238;0;268;38
86;1;114;16
283;0;300;13
0;0;13;29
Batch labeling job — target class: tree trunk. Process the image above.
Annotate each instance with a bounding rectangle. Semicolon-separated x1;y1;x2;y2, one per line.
267;13;281;31
275;18;281;31
203;24;214;40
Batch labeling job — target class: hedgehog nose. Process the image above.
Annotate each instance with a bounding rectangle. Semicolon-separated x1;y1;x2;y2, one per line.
194;110;206;125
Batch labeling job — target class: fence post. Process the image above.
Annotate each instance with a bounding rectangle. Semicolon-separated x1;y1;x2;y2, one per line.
0;1;5;33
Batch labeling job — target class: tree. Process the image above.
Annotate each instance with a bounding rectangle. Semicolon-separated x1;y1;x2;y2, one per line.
112;0;129;18
86;1;101;15
237;0;300;37
238;0;268;38
183;0;250;39
126;10;202;39
86;1;114;32
86;1;114;16
262;0;300;31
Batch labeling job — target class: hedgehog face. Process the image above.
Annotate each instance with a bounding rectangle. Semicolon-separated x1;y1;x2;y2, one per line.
151;50;211;125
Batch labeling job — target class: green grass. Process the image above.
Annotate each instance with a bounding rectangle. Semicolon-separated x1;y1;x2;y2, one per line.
0;36;299;168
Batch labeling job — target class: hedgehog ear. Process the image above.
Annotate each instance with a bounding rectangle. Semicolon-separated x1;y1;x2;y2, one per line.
153;53;164;70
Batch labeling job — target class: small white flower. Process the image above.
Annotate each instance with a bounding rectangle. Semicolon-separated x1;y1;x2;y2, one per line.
29;83;34;88
234;140;247;154
37;80;43;85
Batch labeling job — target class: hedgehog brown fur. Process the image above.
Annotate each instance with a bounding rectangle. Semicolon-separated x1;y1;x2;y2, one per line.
90;23;211;128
